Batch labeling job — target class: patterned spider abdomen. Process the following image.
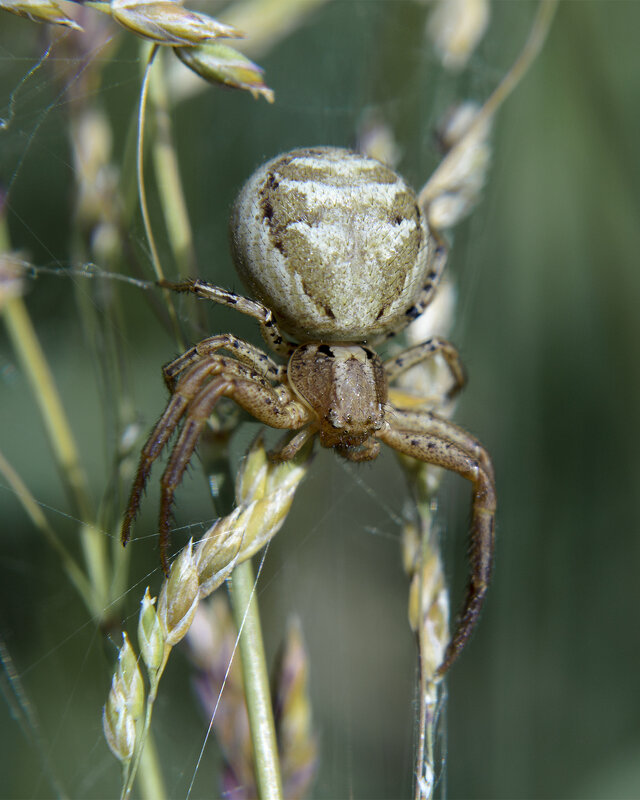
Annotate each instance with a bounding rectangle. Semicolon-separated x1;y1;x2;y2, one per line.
230;147;434;343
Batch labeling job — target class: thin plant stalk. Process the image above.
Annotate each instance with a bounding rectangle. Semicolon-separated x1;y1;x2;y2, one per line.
412;493;447;800
136;43;184;349
419;0;558;210
148;56;198;282
0;224;109;612
122;706;168;800
230;558;283;800
136;735;167;800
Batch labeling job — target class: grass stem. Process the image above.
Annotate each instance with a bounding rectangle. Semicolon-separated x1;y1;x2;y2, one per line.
230;558;283;800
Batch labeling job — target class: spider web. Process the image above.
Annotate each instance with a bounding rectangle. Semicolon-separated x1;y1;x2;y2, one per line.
0;3;508;797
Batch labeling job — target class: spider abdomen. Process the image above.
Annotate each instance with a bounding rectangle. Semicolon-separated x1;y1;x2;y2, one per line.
230;147;434;343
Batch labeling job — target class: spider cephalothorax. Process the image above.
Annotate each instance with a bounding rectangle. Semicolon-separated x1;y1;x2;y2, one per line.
121;147;496;675
286;343;387;454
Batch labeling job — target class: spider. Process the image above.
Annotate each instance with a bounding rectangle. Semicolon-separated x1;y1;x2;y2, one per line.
121;146;496;675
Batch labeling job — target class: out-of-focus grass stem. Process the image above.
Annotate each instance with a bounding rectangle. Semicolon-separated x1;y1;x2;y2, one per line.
0;448;99;616
0;221;109;612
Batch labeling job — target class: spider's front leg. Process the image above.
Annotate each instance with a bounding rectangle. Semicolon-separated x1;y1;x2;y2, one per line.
155;374;310;573
121;358;229;552
377;416;496;676
121;351;310;574
162;333;285;391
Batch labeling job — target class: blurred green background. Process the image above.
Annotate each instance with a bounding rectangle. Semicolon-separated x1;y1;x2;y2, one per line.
1;1;640;798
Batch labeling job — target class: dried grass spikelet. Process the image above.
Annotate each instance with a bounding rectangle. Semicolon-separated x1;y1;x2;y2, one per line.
420;101;493;231
175;42;274;102
143;434;309;648
157;538;200;646
427;0;489;71
110;0;241;47
70;107;123;266
103;688;136;763
103;632;144;762
0;0;83;30
157;422;309;644
104;435;309;776
164;0;328;104
356;110;401;169
401;443;451;797
402;482;450;662
138;587;166;674
196;435;310;598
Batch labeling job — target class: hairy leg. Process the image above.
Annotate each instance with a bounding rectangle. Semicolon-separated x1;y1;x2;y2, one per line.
384;335;466;402
377;419;496;676
163;333;284;390
154;375;309;573
121;359;230;548
122;355;285;550
386;407;494;480
269;427;317;462
158;278;295;357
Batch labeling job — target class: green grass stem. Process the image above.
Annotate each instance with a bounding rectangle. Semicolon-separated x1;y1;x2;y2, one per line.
230;558;283;800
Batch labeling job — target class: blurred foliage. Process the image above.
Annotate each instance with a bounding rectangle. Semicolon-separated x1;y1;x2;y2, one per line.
1;1;640;798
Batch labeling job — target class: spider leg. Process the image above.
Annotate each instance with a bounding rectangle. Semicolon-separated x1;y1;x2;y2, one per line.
122;354;277;549
269;426;317;462
158;278;295;358
384;336;466;401
163;333;284;391
156;374;311;573
386;407;494;481
377;419;496;676
121;358;230;548
158;377;228;574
